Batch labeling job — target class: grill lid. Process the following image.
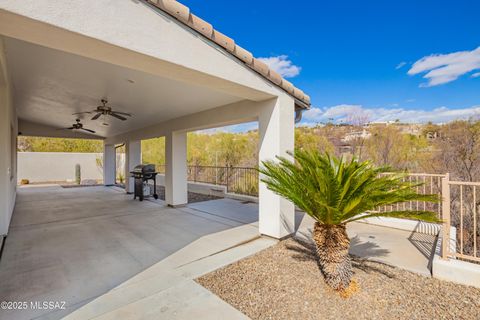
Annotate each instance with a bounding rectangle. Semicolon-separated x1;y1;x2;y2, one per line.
132;164;156;174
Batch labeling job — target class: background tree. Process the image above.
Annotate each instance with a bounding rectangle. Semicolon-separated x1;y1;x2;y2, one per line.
365;125;428;170
142;137;165;167
17;136;103;153
345;109;370;159
428;120;480;181
295;127;335;154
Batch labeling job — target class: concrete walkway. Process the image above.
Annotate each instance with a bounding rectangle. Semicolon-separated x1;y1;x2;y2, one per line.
63;228;275;320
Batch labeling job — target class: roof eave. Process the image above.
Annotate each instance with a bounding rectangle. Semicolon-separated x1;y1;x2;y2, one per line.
143;0;311;108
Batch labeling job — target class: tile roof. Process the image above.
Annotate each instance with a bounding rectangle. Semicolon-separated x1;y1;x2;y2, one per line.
146;0;311;108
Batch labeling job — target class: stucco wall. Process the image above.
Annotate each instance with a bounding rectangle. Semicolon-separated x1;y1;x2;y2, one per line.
18;152;105;183
0;36;17;236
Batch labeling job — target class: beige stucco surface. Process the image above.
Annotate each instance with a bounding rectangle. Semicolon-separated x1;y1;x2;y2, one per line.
17;152;106;183
0;37;17;236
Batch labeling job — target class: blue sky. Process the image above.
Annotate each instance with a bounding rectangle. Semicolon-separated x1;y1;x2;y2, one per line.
181;0;480;130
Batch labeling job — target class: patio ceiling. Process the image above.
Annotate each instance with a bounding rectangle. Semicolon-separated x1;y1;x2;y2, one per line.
5;37;244;138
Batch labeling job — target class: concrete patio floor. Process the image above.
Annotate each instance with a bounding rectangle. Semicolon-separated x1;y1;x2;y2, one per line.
0;185;263;320
0;185;436;319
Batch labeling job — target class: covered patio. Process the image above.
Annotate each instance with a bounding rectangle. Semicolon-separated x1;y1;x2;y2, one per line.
0;0;312;246
0;185;262;319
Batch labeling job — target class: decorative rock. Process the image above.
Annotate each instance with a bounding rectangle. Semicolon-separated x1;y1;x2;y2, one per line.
197;238;480;320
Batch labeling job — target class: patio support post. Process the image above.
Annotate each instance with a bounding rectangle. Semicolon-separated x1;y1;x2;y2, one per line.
258;97;295;239
103;143;116;186
125;140;141;193
165;131;188;207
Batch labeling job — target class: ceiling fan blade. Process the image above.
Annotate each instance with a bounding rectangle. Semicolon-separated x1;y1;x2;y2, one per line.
80;128;96;133
91;113;102;120
112;111;132;117
56;127;74;130
110;113;127;121
72;111;92;115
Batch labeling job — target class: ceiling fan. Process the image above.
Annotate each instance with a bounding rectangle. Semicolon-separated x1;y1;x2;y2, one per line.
73;99;132;121
58;119;96;134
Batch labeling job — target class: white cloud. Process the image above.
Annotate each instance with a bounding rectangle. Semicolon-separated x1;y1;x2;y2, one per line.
472;72;480;78
198;122;258;134
302;107;324;122
396;61;407;69
300;104;480;125
258;55;301;78
408;46;480;87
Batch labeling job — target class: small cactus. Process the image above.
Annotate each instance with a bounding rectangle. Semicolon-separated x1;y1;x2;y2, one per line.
75;164;81;185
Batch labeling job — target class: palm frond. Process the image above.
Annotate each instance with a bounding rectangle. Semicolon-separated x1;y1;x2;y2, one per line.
258;149;440;226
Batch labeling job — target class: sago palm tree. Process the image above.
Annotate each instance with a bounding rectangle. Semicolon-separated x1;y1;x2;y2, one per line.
259;150;439;291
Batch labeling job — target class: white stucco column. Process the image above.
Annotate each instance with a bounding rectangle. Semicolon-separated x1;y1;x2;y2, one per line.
103;143;116;186
124;140;141;193
165;131;187;206
258;97;295;239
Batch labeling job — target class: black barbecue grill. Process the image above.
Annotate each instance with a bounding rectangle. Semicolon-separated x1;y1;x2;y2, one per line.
130;164;159;201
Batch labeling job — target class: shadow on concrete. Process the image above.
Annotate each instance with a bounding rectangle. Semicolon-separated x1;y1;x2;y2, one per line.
294;210;307;232
285;234;396;279
408;221;437;272
349;235;390;258
186;198;259;225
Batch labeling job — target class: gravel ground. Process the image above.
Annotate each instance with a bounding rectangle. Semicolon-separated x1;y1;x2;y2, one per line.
197;238;480;320
153;185;222;203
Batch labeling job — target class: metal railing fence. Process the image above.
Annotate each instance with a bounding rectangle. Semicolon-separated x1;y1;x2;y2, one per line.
377;173;446;219
442;176;480;263
155;164;258;196
376;172;479;263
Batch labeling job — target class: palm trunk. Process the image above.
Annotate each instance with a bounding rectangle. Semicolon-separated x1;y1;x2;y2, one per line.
312;222;352;290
